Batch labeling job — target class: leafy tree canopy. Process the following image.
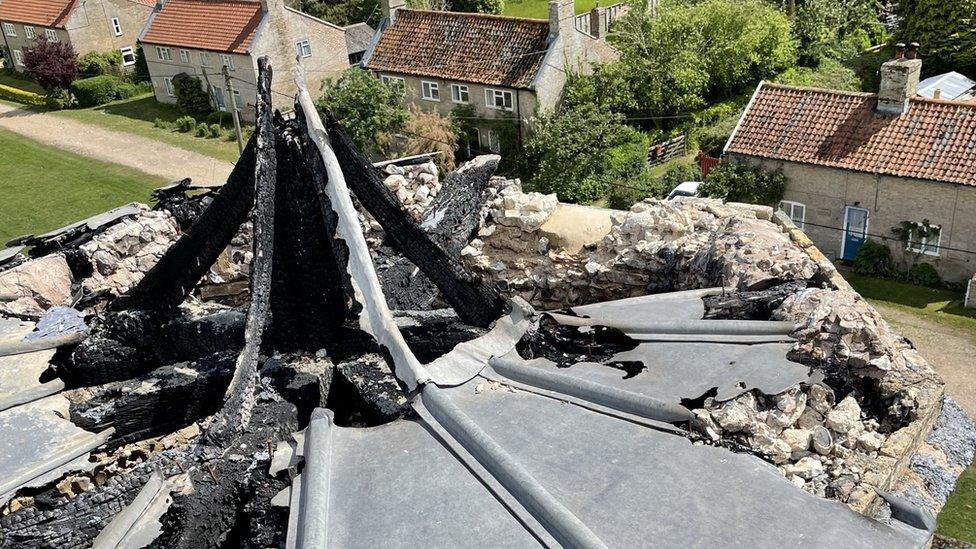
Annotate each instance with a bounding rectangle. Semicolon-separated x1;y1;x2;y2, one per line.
317;67;408;156
897;0;976;75
698;161;786;206
23;37;78;91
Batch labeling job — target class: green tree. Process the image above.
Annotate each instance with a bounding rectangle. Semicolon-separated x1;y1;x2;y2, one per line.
779;0;882;63
317;67;408;155
897;0;976;75
301;0;380;26
172;73;213;115
698;162;786;206
526;104;650;203
450;0;503;14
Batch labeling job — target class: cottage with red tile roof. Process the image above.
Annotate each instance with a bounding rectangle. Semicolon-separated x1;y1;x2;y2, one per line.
362;0;618;155
138;0;362;121
0;0;154;70
725;46;976;281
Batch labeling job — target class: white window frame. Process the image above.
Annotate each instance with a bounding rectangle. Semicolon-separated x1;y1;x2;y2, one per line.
3;23;16;37
485;88;513;111
211;84;226;110
13;49;23;66
232;89;243;109
451;83;469;103
156;46;171;61
200;52;212;67
45;28;58;42
179;49;191;63
120;46;135;66
421;80;439;101
163;77;174;97
381;74;404;90
111;17;122;36
778;200;806;229
906;223;942;257
296;39;312;58
24;26;35;39
220;54;234;71
480;128;501;153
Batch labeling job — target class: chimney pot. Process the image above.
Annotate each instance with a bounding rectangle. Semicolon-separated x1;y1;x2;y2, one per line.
895;42;906;59
934;88;942;100
906;42;920;60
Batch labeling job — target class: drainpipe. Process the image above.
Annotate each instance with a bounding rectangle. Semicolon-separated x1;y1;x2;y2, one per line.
515;89;524;150
1;24;12;70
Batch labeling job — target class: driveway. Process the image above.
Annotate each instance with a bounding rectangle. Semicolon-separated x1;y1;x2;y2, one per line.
0;102;234;186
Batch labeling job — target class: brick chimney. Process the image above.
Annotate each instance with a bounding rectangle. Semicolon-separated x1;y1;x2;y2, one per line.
549;0;575;40
589;5;608;39
877;42;922;115
382;0;406;23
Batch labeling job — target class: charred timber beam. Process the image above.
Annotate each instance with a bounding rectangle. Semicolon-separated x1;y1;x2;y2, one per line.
110;139;257;312
323;111;505;328
207;57;277;444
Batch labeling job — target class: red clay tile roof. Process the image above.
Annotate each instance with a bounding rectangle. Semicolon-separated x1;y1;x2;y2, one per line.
727;82;976;186
365;9;551;89
0;0;76;28
141;0;264;54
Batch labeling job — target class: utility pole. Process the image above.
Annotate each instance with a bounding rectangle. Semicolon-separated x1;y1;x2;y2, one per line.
223;64;244;154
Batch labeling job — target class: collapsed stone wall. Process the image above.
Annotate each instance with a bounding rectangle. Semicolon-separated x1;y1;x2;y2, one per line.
380;161;442;222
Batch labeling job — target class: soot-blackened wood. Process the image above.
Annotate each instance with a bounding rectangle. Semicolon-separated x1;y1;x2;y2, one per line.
323;112;505;328
702;281;808;320
110;137;257;312
207;57;276;445
68;352;236;449
267;115;354;351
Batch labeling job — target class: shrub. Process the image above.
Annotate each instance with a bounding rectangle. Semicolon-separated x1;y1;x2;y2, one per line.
77;51;124;77
70;75;129;107
195;122;209;137
698;162;786;206
317;67;407;155
172;73;213;115
0;83;44;105
43;88;76;110
23;37;77;91
175;115;196;132
907;263;941;287
208;123;223;138
402;106;457;172
852;239;893;277
153;118;170;129
206;111;233;126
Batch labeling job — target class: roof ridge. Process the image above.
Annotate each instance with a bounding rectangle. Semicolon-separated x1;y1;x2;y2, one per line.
401;8;550;25
761;82;876;98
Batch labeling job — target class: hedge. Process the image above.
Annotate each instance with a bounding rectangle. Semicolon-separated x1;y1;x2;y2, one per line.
69;75;139;107
0;83;45;105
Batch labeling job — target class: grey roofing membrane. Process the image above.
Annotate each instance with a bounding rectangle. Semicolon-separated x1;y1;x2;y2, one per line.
917;71;976;100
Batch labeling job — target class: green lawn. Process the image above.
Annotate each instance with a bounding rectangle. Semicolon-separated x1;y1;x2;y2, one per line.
503;0;600;19
845;274;976;543
0;127;165;244
52;93;242;163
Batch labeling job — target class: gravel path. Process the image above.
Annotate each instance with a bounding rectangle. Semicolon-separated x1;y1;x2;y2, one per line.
870;302;976;417
0;102;234;186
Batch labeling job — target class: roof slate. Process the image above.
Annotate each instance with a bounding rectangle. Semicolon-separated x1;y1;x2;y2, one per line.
727;82;976;187
0;0;75;28
365;9;551;89
140;0;264;55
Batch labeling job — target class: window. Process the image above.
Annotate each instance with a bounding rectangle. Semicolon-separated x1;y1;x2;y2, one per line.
3;23;15;37
381;74;404;90
199;52;212;66
211;84;225;110
156;46;171;61
220;54;234;70
163;77;174;96
13;50;23;66
778;200;806;229
120;46;135;66
296;40;312;58
24;26;35;39
111;17;122;36
485;88;513;111
480;129;501;153
421;80;439;101
451;83;468;103
45;29;58;42
180;50;191;63
232;89;243;109
906;222;942;256
348;51;364;65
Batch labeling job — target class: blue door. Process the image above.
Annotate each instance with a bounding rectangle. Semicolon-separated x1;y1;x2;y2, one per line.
842;206;869;260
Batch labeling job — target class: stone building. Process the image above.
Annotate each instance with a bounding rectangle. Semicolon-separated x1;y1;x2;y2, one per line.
0;0;153;70
138;0;363;121
725;47;976;282
362;0;618;155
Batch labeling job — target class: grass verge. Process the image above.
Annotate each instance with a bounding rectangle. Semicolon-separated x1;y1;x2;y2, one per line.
0;72;45;94
502;0;599;19
846;273;976;543
51;94;242;163
0;127;165;244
